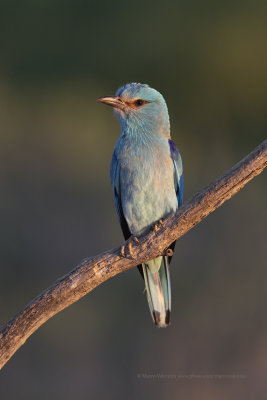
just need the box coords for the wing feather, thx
[169,139,183,207]
[168,139,184,263]
[110,152,131,240]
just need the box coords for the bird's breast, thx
[115,137,178,236]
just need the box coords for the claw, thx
[121,245,125,257]
[165,248,173,257]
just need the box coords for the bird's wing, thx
[169,139,183,207]
[110,152,144,278]
[167,139,183,263]
[110,152,131,240]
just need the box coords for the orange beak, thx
[97,96,125,110]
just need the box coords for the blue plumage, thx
[98,83,183,327]
[169,139,184,207]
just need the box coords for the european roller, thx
[98,83,183,327]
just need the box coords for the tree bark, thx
[0,140,266,370]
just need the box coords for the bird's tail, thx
[142,256,171,328]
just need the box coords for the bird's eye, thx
[135,99,145,106]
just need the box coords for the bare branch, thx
[0,140,266,370]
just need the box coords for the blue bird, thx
[98,83,183,327]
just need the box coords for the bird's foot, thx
[154,219,164,233]
[120,237,139,260]
[120,244,126,258]
[132,236,140,244]
[165,248,173,257]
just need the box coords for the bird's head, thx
[98,83,170,138]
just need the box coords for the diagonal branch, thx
[0,140,266,370]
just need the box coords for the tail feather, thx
[142,256,171,328]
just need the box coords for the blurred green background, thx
[0,0,266,399]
